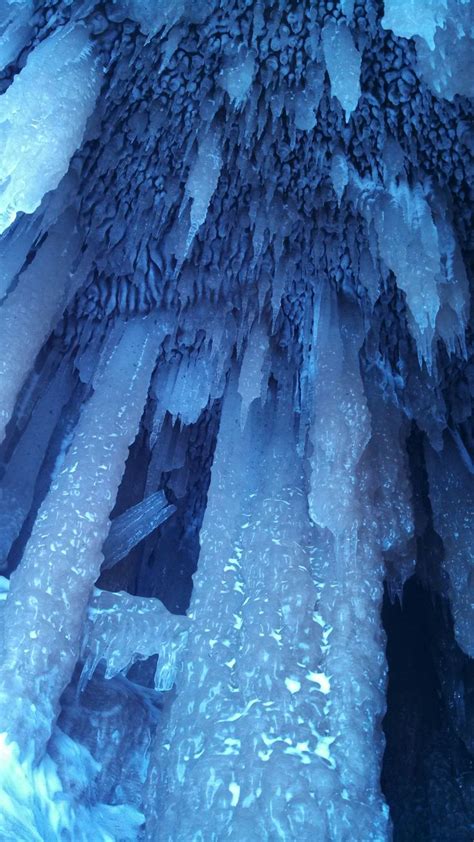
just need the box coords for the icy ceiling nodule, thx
[0,0,472,840]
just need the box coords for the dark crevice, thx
[382,577,474,842]
[382,422,474,840]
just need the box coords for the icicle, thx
[414,1,472,99]
[369,181,441,366]
[322,20,361,121]
[0,25,101,234]
[330,150,349,207]
[237,320,269,428]
[219,48,255,107]
[125,0,189,36]
[0,316,162,757]
[308,294,370,535]
[158,352,216,426]
[81,588,189,691]
[293,63,325,131]
[101,491,176,571]
[365,389,416,600]
[180,129,222,262]
[382,0,447,49]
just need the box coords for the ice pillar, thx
[308,294,391,839]
[146,371,326,840]
[0,317,159,758]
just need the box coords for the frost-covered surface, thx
[0,0,471,839]
[0,24,101,234]
[0,731,144,841]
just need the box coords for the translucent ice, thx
[146,376,327,839]
[293,63,325,131]
[101,491,176,570]
[128,0,182,31]
[237,320,269,428]
[81,588,189,691]
[308,299,391,838]
[220,49,255,107]
[152,350,217,427]
[382,0,448,48]
[322,20,361,121]
[0,25,101,234]
[183,130,222,259]
[0,2,470,838]
[371,182,442,363]
[330,150,349,207]
[0,318,161,755]
[415,1,473,99]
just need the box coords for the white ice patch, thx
[228,781,240,806]
[284,677,301,694]
[306,671,331,694]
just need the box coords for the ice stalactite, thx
[381,0,448,48]
[0,24,101,234]
[0,317,162,756]
[322,19,361,121]
[81,587,189,691]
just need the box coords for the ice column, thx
[0,317,160,758]
[146,372,328,840]
[0,24,101,234]
[308,294,391,840]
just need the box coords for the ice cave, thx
[0,0,472,840]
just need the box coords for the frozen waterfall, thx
[0,0,472,840]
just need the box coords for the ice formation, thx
[0,24,101,233]
[0,1,472,841]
